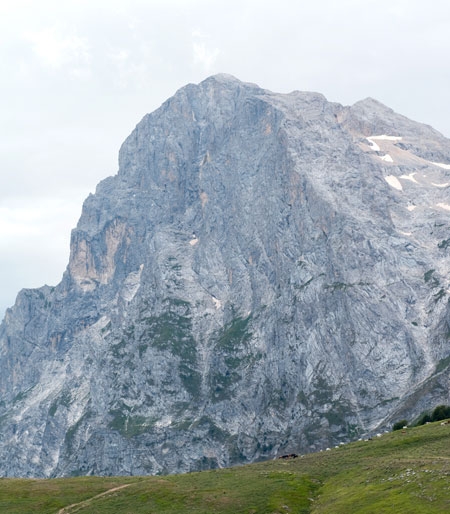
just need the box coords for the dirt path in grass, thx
[57,483,132,513]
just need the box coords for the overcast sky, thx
[1,0,450,317]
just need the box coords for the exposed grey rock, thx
[1,74,450,477]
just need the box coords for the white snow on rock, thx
[431,182,450,188]
[121,264,144,302]
[436,203,450,211]
[407,205,416,211]
[212,296,222,309]
[366,138,380,152]
[155,416,172,428]
[381,154,394,163]
[370,135,403,141]
[432,162,450,170]
[385,175,403,191]
[399,173,418,183]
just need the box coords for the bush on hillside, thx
[392,419,408,431]
[415,412,432,426]
[414,405,450,426]
[431,404,450,422]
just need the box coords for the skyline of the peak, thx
[1,0,450,317]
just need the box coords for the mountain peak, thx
[197,73,264,93]
[1,77,450,478]
[352,96,393,111]
[202,72,242,84]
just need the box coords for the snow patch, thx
[407,205,416,211]
[431,182,450,188]
[381,154,394,163]
[399,173,418,183]
[93,315,111,331]
[385,176,403,191]
[399,231,412,236]
[155,416,172,428]
[432,162,450,170]
[436,203,450,211]
[212,296,221,309]
[189,235,199,246]
[121,264,144,302]
[370,135,403,141]
[366,138,380,152]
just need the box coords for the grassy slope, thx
[1,422,449,514]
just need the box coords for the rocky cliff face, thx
[1,74,450,477]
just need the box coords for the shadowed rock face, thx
[1,74,450,477]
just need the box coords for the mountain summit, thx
[1,75,450,477]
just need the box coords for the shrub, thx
[415,412,432,426]
[413,405,450,426]
[393,419,408,431]
[431,405,450,422]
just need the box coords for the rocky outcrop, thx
[1,74,450,477]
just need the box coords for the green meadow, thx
[1,421,449,513]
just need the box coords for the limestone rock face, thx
[1,74,450,477]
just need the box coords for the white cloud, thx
[191,28,219,71]
[69,67,92,80]
[192,29,208,39]
[110,54,151,90]
[0,197,80,241]
[0,196,82,316]
[24,26,90,71]
[112,50,129,61]
[0,206,43,238]
[192,41,219,72]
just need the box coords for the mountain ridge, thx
[1,74,450,477]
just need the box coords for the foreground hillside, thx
[2,421,449,513]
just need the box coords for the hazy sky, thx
[1,0,450,317]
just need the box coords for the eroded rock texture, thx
[1,74,450,477]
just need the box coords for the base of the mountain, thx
[2,420,449,513]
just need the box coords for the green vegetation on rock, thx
[414,404,450,426]
[424,269,436,283]
[108,410,156,438]
[393,419,408,431]
[435,354,450,373]
[137,299,201,397]
[216,315,252,352]
[209,315,254,402]
[437,238,450,249]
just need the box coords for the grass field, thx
[1,421,449,513]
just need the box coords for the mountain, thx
[1,74,450,478]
